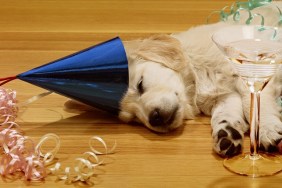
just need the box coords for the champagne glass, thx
[212,25,282,177]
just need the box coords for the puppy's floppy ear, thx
[136,34,187,71]
[119,89,137,123]
[123,39,142,63]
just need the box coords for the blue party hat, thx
[17,37,128,114]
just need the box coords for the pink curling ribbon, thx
[0,87,47,181]
[0,86,117,182]
[0,87,17,125]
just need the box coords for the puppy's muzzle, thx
[149,106,178,127]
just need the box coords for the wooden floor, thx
[1,0,282,187]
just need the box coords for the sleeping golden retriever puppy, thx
[120,35,198,133]
[119,2,282,157]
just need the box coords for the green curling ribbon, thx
[207,0,282,26]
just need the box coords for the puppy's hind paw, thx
[213,121,244,157]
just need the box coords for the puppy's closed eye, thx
[137,77,144,94]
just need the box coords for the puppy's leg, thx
[211,92,248,157]
[256,74,282,152]
[259,94,282,152]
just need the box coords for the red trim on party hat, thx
[0,76,17,86]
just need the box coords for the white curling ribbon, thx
[43,152,55,164]
[89,136,117,155]
[83,151,102,166]
[17,91,53,108]
[52,157,97,182]
[64,167,71,180]
[74,158,94,181]
[49,162,61,175]
[35,133,60,164]
[50,163,72,181]
[55,166,71,181]
[47,136,116,182]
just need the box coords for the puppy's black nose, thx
[149,109,164,127]
[149,107,178,127]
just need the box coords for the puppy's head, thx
[119,35,199,133]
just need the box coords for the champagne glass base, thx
[223,152,282,177]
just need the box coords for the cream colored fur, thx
[119,2,282,156]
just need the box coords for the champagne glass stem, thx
[249,90,260,158]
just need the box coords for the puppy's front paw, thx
[212,120,244,157]
[259,122,282,153]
